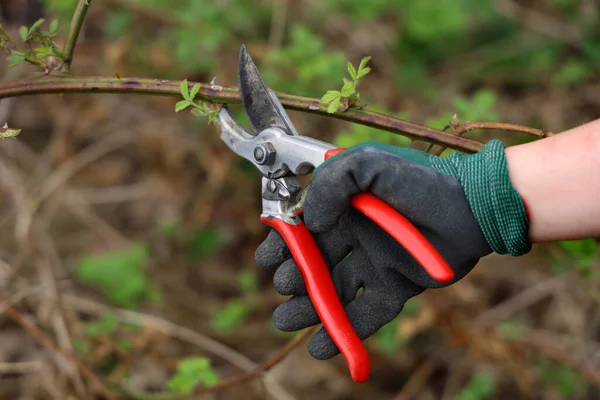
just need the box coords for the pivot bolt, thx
[253,142,277,165]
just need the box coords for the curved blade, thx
[238,44,296,136]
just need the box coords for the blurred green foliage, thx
[453,372,496,400]
[186,226,221,261]
[551,239,599,280]
[539,363,588,398]
[167,357,219,393]
[76,241,163,308]
[262,25,347,96]
[85,312,119,338]
[371,298,420,353]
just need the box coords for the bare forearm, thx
[505,119,600,243]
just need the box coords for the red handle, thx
[325,148,455,284]
[261,216,370,383]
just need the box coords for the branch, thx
[4,304,116,400]
[123,327,315,400]
[0,76,494,153]
[452,121,554,137]
[426,115,552,155]
[62,0,93,69]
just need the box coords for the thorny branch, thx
[62,0,93,69]
[0,77,552,154]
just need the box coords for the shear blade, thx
[238,44,293,136]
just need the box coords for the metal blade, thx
[238,44,295,136]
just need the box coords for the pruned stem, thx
[62,0,93,69]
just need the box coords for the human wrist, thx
[504,120,600,243]
[431,140,531,256]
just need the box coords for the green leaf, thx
[49,19,59,34]
[186,227,221,261]
[237,269,259,293]
[341,79,356,97]
[7,52,25,67]
[19,26,28,42]
[180,79,190,101]
[321,90,341,104]
[327,96,341,113]
[347,61,357,80]
[356,66,371,79]
[358,56,371,73]
[190,108,204,117]
[190,83,200,100]
[175,100,191,112]
[211,299,250,333]
[0,125,21,138]
[76,241,154,308]
[167,357,219,393]
[28,19,45,36]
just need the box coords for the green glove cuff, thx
[430,140,531,256]
[340,139,531,256]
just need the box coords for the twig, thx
[426,117,553,155]
[15,131,132,242]
[268,0,288,50]
[62,0,93,69]
[58,294,296,400]
[4,304,116,400]
[0,76,501,153]
[452,121,554,138]
[393,359,437,400]
[505,328,600,389]
[0,360,43,374]
[494,0,582,47]
[474,275,566,328]
[123,328,314,400]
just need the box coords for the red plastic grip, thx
[325,147,455,283]
[261,216,371,383]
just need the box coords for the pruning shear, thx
[215,45,454,383]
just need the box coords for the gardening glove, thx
[255,139,531,360]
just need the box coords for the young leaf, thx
[327,96,341,113]
[341,79,356,97]
[356,66,371,79]
[19,26,28,42]
[0,125,21,139]
[358,56,371,72]
[190,83,200,100]
[49,19,59,34]
[175,100,191,112]
[321,90,341,104]
[7,52,25,67]
[347,61,357,80]
[28,19,45,37]
[180,79,190,101]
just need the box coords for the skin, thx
[505,118,600,243]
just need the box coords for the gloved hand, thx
[255,140,530,360]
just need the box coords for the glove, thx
[255,139,530,360]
